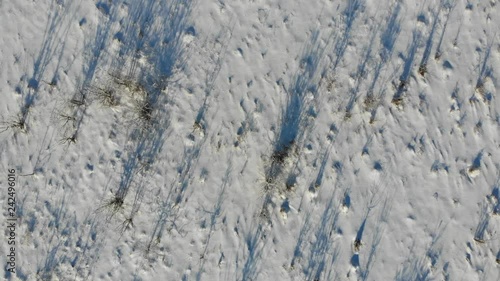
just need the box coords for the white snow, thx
[1,0,500,280]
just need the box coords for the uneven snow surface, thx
[1,0,500,280]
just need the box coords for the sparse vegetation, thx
[354,238,362,252]
[94,86,119,107]
[56,112,76,127]
[97,195,126,221]
[118,216,134,234]
[363,94,377,110]
[474,203,490,243]
[1,114,28,133]
[271,141,294,165]
[397,79,408,91]
[59,132,77,145]
[392,95,404,107]
[4,0,500,280]
[418,64,427,76]
[135,99,154,123]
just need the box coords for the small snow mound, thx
[467,167,480,178]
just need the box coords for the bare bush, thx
[418,64,427,77]
[97,195,126,221]
[1,114,27,133]
[94,86,119,107]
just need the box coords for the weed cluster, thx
[271,142,294,165]
[1,114,28,134]
[97,194,126,221]
[94,86,119,107]
[418,64,427,77]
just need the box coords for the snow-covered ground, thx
[1,0,500,280]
